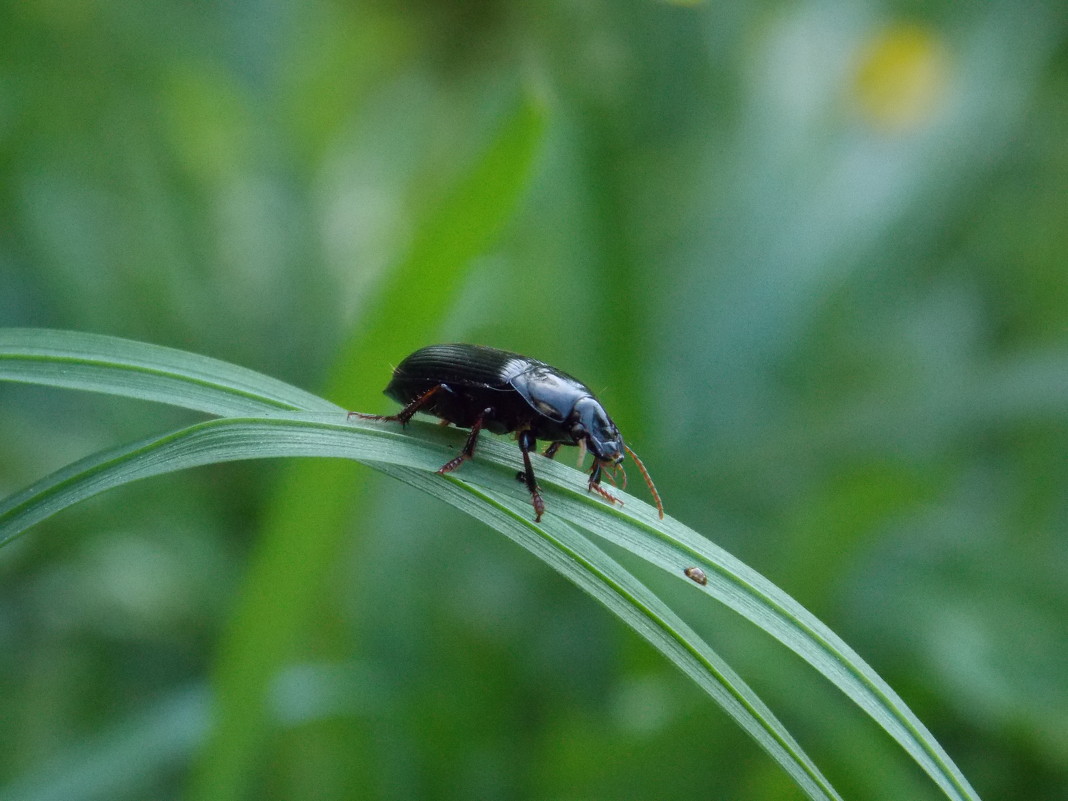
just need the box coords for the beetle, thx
[351,344,663,523]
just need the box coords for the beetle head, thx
[571,397,624,464]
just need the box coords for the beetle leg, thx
[517,430,546,522]
[542,441,562,460]
[348,384,447,426]
[437,407,492,475]
[588,460,623,508]
[601,461,627,490]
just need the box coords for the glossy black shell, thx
[384,344,624,460]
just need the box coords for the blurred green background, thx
[2,0,1067,799]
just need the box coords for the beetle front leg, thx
[518,430,546,522]
[437,407,492,474]
[348,384,448,426]
[588,460,623,508]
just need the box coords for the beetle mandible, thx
[351,344,664,523]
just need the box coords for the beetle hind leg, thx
[437,407,492,475]
[348,384,448,426]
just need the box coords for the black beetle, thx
[351,344,663,523]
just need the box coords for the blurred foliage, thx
[1,0,1067,800]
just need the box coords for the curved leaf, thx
[0,416,841,801]
[0,328,336,415]
[0,329,980,801]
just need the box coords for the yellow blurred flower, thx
[852,23,950,132]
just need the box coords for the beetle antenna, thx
[623,444,664,520]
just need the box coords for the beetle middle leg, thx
[517,430,546,522]
[436,407,493,475]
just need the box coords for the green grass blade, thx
[0,328,336,415]
[0,329,980,801]
[371,462,843,801]
[556,505,979,801]
[0,416,840,801]
[464,440,982,801]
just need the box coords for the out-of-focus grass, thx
[1,1,1067,799]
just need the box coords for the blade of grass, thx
[0,328,335,415]
[0,415,841,801]
[372,462,843,801]
[0,329,981,801]
[529,461,981,801]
